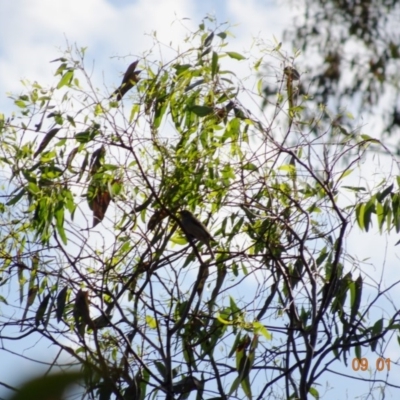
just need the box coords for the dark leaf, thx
[22,286,38,322]
[65,146,80,170]
[185,79,205,92]
[77,152,89,182]
[9,371,83,400]
[154,361,167,378]
[6,188,26,206]
[56,286,68,322]
[74,131,91,143]
[34,128,60,158]
[377,183,394,202]
[204,31,214,47]
[350,275,363,324]
[200,47,212,57]
[190,105,214,117]
[209,264,227,309]
[50,57,68,63]
[35,293,51,327]
[89,146,106,176]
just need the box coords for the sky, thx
[1,0,400,399]
[0,0,292,112]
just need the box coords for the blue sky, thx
[1,0,400,399]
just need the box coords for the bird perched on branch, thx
[179,210,215,259]
[110,60,141,101]
[283,66,300,81]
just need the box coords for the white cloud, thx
[0,0,293,96]
[0,0,197,108]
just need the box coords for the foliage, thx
[1,19,400,400]
[283,0,400,144]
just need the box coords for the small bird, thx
[283,66,300,81]
[179,210,215,259]
[110,60,141,101]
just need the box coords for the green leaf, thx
[57,70,74,89]
[212,51,219,78]
[363,198,376,232]
[360,134,380,143]
[342,186,366,192]
[377,183,393,202]
[139,368,149,400]
[240,375,252,399]
[27,182,41,195]
[355,203,365,230]
[253,321,272,340]
[90,104,101,117]
[355,344,361,360]
[74,131,91,143]
[145,315,157,329]
[74,127,99,143]
[67,115,76,127]
[15,100,27,108]
[129,103,140,123]
[216,313,232,325]
[257,79,263,96]
[154,97,169,127]
[226,52,246,61]
[376,201,385,232]
[174,64,191,75]
[190,105,214,117]
[278,164,296,173]
[243,163,258,171]
[6,188,25,206]
[316,247,329,266]
[372,318,383,335]
[228,376,241,397]
[55,206,67,244]
[338,168,353,181]
[227,333,241,358]
[229,296,241,315]
[308,386,320,399]
[154,361,166,378]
